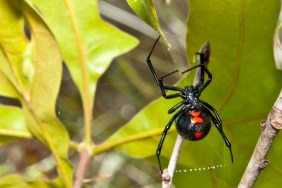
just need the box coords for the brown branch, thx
[162,41,210,187]
[238,90,282,188]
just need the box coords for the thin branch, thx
[74,148,92,188]
[238,90,282,188]
[162,41,211,187]
[161,134,184,187]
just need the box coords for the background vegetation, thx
[0,0,281,187]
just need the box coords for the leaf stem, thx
[93,127,173,155]
[64,1,94,186]
[162,41,210,187]
[238,90,282,188]
[64,0,93,145]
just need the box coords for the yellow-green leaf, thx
[29,0,138,144]
[0,105,31,145]
[126,0,170,48]
[0,175,64,188]
[0,1,31,96]
[0,1,73,187]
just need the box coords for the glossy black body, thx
[146,37,233,174]
[175,109,211,141]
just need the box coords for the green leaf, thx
[0,105,31,145]
[105,0,282,187]
[29,0,138,144]
[0,175,64,188]
[0,1,31,96]
[126,0,170,47]
[0,1,73,187]
[0,5,31,143]
[99,99,178,157]
[22,2,73,187]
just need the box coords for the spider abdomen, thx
[175,110,211,141]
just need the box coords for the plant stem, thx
[161,135,184,187]
[74,148,92,188]
[162,41,210,187]
[238,90,282,188]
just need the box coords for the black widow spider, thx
[146,37,233,174]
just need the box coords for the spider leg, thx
[147,37,184,98]
[161,86,185,99]
[193,52,210,91]
[168,101,186,114]
[197,67,212,94]
[182,64,212,95]
[201,100,233,163]
[156,108,185,174]
[194,52,205,89]
[147,36,162,84]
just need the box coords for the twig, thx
[161,134,184,187]
[238,90,282,188]
[162,41,210,187]
[74,148,92,188]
